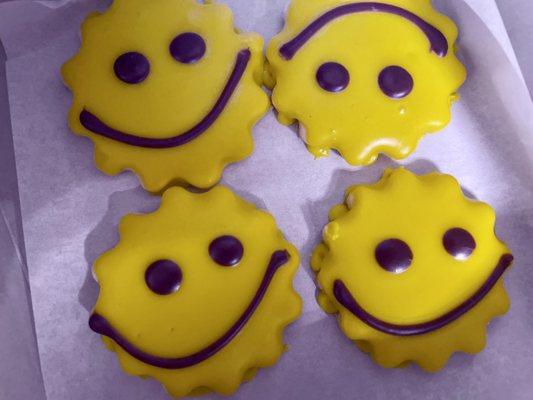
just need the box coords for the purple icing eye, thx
[170,32,206,64]
[113,52,150,84]
[145,259,183,295]
[209,235,244,267]
[378,66,413,98]
[316,62,350,92]
[443,228,476,260]
[375,239,413,273]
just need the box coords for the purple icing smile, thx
[80,49,251,148]
[89,250,290,369]
[279,2,448,60]
[209,235,244,267]
[378,66,413,98]
[375,238,413,273]
[316,62,350,92]
[145,259,183,295]
[170,32,206,64]
[114,52,150,84]
[443,228,476,260]
[333,254,513,336]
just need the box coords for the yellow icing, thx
[92,186,301,396]
[312,168,512,372]
[267,0,467,165]
[62,0,269,192]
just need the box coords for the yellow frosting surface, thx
[312,168,512,372]
[62,0,269,192]
[267,0,467,165]
[92,186,301,396]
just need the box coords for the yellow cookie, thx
[266,0,466,164]
[62,0,269,192]
[312,168,513,372]
[89,186,301,396]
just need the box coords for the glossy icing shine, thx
[144,259,183,295]
[378,65,414,98]
[279,2,448,60]
[90,250,289,369]
[334,254,512,336]
[443,227,476,259]
[267,0,467,166]
[62,0,269,192]
[90,186,301,396]
[113,52,150,84]
[170,32,206,64]
[312,168,513,371]
[79,50,252,149]
[374,238,413,273]
[316,62,350,92]
[209,235,244,267]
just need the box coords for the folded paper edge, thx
[0,37,47,400]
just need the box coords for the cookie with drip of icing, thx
[89,186,301,396]
[266,0,466,165]
[311,168,513,372]
[62,0,269,192]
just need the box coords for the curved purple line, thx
[89,250,290,369]
[333,254,513,336]
[80,49,251,149]
[279,2,448,60]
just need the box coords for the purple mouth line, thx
[279,2,448,60]
[79,49,251,149]
[89,250,289,369]
[333,254,513,336]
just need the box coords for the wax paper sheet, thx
[0,36,46,400]
[2,0,533,399]
[494,0,533,100]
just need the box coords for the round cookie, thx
[62,0,269,192]
[311,168,513,372]
[266,0,466,165]
[89,186,301,396]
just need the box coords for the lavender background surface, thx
[0,37,46,400]
[1,0,533,399]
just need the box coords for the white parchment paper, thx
[3,0,533,399]
[495,0,533,99]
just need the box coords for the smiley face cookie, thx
[89,186,301,397]
[62,0,269,192]
[266,0,466,165]
[311,168,513,372]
